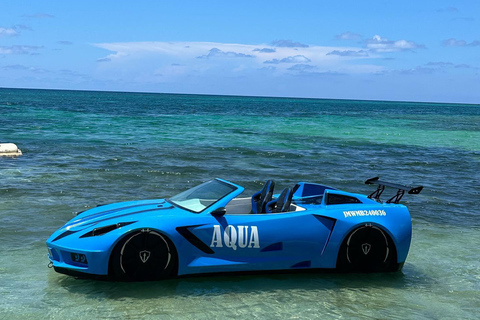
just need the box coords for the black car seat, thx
[251,180,275,213]
[266,188,293,213]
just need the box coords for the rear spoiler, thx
[365,177,423,204]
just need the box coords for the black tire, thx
[111,230,176,281]
[337,225,398,272]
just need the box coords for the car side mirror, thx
[211,207,226,217]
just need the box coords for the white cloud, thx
[0,27,19,37]
[425,61,477,70]
[335,32,362,40]
[380,60,479,75]
[264,55,311,64]
[0,25,33,37]
[1,64,48,73]
[97,57,111,63]
[196,47,255,59]
[287,64,317,72]
[442,38,480,47]
[327,50,369,57]
[0,45,42,54]
[271,40,309,48]
[96,51,128,62]
[253,48,276,53]
[57,41,73,45]
[436,7,459,13]
[366,35,425,52]
[22,13,54,19]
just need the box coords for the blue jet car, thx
[46,177,422,280]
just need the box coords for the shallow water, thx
[1,88,479,319]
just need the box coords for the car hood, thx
[61,199,179,232]
[47,178,245,243]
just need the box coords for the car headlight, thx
[70,252,88,265]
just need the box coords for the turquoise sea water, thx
[1,88,479,319]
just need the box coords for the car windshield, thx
[168,179,237,213]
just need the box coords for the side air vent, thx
[326,193,362,205]
[176,225,215,254]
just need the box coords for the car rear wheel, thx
[111,230,176,281]
[337,225,398,272]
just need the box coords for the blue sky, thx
[1,0,479,103]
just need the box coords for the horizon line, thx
[1,86,479,107]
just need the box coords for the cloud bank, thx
[93,40,375,75]
[90,36,431,88]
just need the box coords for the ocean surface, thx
[1,88,479,319]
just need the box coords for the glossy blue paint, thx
[46,178,415,279]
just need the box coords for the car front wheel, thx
[111,230,176,281]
